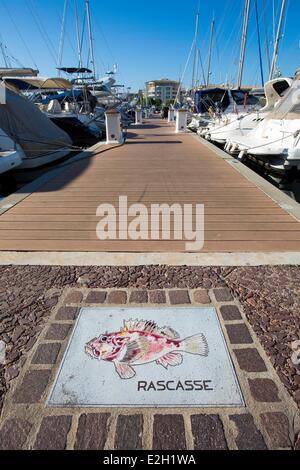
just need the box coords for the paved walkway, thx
[0,266,299,450]
[0,119,300,252]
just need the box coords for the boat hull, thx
[0,150,23,175]
[17,147,71,169]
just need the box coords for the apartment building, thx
[145,79,180,103]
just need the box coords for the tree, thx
[165,99,175,107]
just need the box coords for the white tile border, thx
[0,251,300,266]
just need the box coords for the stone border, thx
[1,252,300,267]
[1,287,299,450]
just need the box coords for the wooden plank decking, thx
[0,119,300,252]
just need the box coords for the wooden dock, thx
[0,119,300,253]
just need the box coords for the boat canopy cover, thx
[0,68,39,78]
[194,88,230,113]
[0,85,72,159]
[57,67,92,74]
[40,90,84,104]
[3,77,72,90]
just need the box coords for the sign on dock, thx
[48,307,244,407]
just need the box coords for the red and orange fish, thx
[85,319,209,379]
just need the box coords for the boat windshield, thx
[273,80,290,97]
[194,89,230,113]
[231,90,259,105]
[267,79,300,118]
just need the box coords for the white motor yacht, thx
[195,88,261,138]
[225,70,300,174]
[209,77,292,146]
[188,87,261,135]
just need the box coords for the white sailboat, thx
[189,0,261,136]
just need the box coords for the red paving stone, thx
[260,412,291,448]
[64,291,83,304]
[234,348,267,373]
[191,414,227,450]
[226,323,253,344]
[219,305,242,321]
[193,290,211,304]
[153,415,187,450]
[74,414,110,450]
[45,323,71,341]
[169,290,191,305]
[85,291,107,304]
[229,414,267,450]
[0,419,32,450]
[248,379,281,403]
[32,343,61,365]
[107,290,127,304]
[149,290,166,304]
[114,415,144,450]
[129,291,148,303]
[33,416,72,450]
[56,306,79,321]
[213,288,234,302]
[13,370,51,404]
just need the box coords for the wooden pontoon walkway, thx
[0,119,300,253]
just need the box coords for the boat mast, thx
[206,15,215,86]
[75,0,83,69]
[262,0,271,73]
[269,0,287,80]
[255,0,264,86]
[191,12,199,90]
[199,49,206,85]
[195,49,200,88]
[237,0,251,89]
[58,0,68,77]
[86,0,96,78]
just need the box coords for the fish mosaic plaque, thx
[48,308,244,407]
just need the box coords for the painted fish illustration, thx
[85,319,209,379]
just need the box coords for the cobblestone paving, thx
[0,265,299,450]
[218,267,300,403]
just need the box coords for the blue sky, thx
[0,0,299,91]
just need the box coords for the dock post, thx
[175,109,188,133]
[135,108,143,125]
[168,108,175,122]
[0,83,6,104]
[105,109,124,144]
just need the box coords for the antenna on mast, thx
[237,0,251,89]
